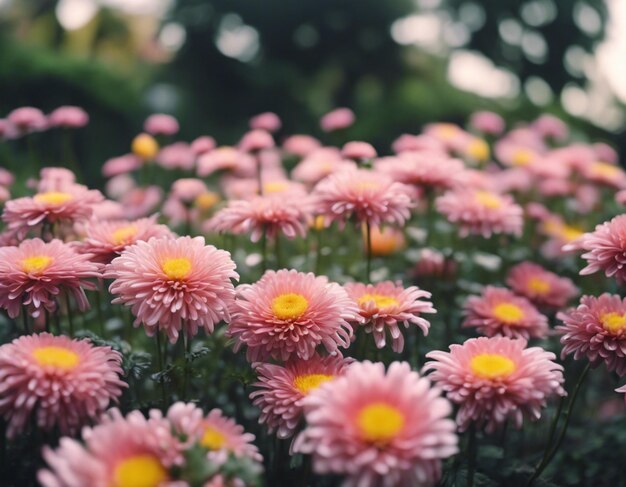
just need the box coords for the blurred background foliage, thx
[0,0,623,185]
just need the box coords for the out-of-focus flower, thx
[48,106,89,128]
[291,148,355,185]
[0,333,125,438]
[460,137,490,163]
[294,361,458,487]
[0,119,17,140]
[170,178,209,204]
[411,248,457,281]
[228,269,359,362]
[282,134,322,157]
[197,147,254,177]
[239,130,275,153]
[191,136,217,156]
[144,114,179,136]
[506,262,578,309]
[375,152,467,190]
[7,107,47,134]
[469,111,505,135]
[365,225,406,256]
[157,142,195,171]
[105,174,136,199]
[249,112,281,133]
[593,142,618,164]
[532,114,568,141]
[424,336,565,432]
[102,155,142,177]
[391,133,447,155]
[120,186,163,219]
[0,167,15,187]
[131,133,160,160]
[345,281,435,352]
[320,107,355,132]
[37,167,77,192]
[341,141,377,160]
[107,236,238,343]
[583,161,626,189]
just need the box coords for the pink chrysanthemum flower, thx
[436,188,523,238]
[191,135,216,156]
[3,184,104,238]
[341,141,377,160]
[38,408,183,487]
[249,112,281,132]
[207,194,310,242]
[250,354,351,439]
[157,142,195,171]
[506,262,578,309]
[469,111,505,135]
[79,216,175,264]
[48,106,89,128]
[463,286,549,340]
[424,337,565,432]
[320,107,355,132]
[293,361,458,487]
[120,185,163,219]
[106,236,238,343]
[227,269,359,362]
[283,134,322,157]
[7,106,47,134]
[556,294,626,376]
[0,333,126,438]
[291,148,355,185]
[144,113,180,136]
[375,152,467,190]
[102,154,142,177]
[0,238,100,318]
[311,168,413,228]
[344,281,435,353]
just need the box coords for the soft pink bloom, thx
[423,123,467,150]
[0,186,9,203]
[120,185,163,219]
[102,154,142,177]
[38,407,183,487]
[375,152,466,190]
[106,236,238,343]
[311,168,413,228]
[291,147,355,185]
[191,136,217,156]
[38,167,76,192]
[583,160,626,189]
[293,361,458,487]
[469,111,505,135]
[250,354,351,439]
[538,177,572,197]
[490,167,533,193]
[573,184,600,214]
[391,134,446,154]
[463,286,549,340]
[506,262,578,309]
[411,248,457,281]
[436,189,523,238]
[616,190,626,206]
[424,337,565,432]
[249,112,281,132]
[557,294,626,376]
[0,333,125,438]
[532,114,568,141]
[593,142,618,164]
[0,167,14,187]
[157,142,195,170]
[0,239,100,318]
[345,281,435,353]
[79,216,175,264]
[320,107,355,132]
[197,147,255,177]
[144,113,180,136]
[171,178,209,204]
[0,119,17,140]
[228,269,359,362]
[48,106,89,128]
[91,201,126,221]
[7,107,47,134]
[105,174,136,199]
[239,130,275,153]
[341,141,377,160]
[282,134,322,157]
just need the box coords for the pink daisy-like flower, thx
[79,216,175,264]
[239,129,275,153]
[341,141,377,160]
[311,168,413,228]
[157,142,196,171]
[506,262,578,309]
[250,354,351,439]
[463,286,549,340]
[320,107,355,132]
[0,238,100,318]
[191,136,216,156]
[249,112,281,132]
[469,111,505,135]
[144,113,180,136]
[227,269,359,362]
[293,361,458,487]
[375,152,466,191]
[291,147,355,185]
[106,236,238,343]
[282,134,322,157]
[37,167,76,193]
[424,336,565,432]
[7,106,47,134]
[344,281,435,353]
[48,106,89,128]
[197,147,255,177]
[38,407,183,487]
[391,134,447,155]
[207,194,310,242]
[556,294,626,376]
[120,185,163,219]
[3,184,104,238]
[0,333,126,438]
[582,160,626,189]
[436,188,523,238]
[102,154,142,177]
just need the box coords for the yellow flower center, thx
[311,215,326,231]
[512,149,534,166]
[470,353,516,380]
[591,161,622,179]
[357,402,405,445]
[271,293,309,320]
[600,312,626,334]
[131,134,159,160]
[264,181,289,194]
[34,191,73,206]
[357,293,399,310]
[112,454,168,487]
[194,192,220,211]
[293,373,334,394]
[492,302,525,324]
[528,277,550,295]
[475,191,502,209]
[21,255,53,274]
[161,258,192,281]
[200,427,226,450]
[32,346,80,370]
[353,181,379,192]
[111,225,138,245]
[467,139,490,161]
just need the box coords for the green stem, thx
[314,229,323,275]
[275,234,282,269]
[21,305,30,334]
[182,332,191,401]
[467,424,477,487]
[155,331,167,409]
[65,294,74,337]
[365,221,372,282]
[95,289,105,337]
[256,153,263,196]
[261,225,268,274]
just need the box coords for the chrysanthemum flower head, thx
[320,107,355,132]
[250,111,281,132]
[144,113,179,136]
[0,333,126,438]
[424,336,565,432]
[463,286,549,340]
[469,111,505,135]
[106,236,238,343]
[291,147,355,185]
[0,238,100,318]
[345,281,435,352]
[374,152,467,190]
[341,141,377,160]
[293,361,458,487]
[48,106,89,128]
[227,269,359,362]
[157,142,195,170]
[557,294,626,376]
[506,261,578,309]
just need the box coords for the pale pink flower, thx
[341,141,377,160]
[532,114,568,141]
[197,147,255,177]
[411,248,457,281]
[583,160,626,189]
[191,136,216,156]
[375,152,467,190]
[0,167,15,187]
[7,107,47,134]
[92,201,126,221]
[293,361,458,487]
[282,134,322,157]
[227,269,359,362]
[557,294,626,376]
[102,154,142,177]
[311,168,413,228]
[506,262,578,309]
[391,134,446,154]
[0,119,17,140]
[0,333,125,438]
[48,106,89,128]
[249,112,281,132]
[593,142,618,164]
[345,281,435,352]
[424,336,565,432]
[463,286,549,340]
[38,167,76,192]
[157,142,195,170]
[106,236,238,343]
[239,130,275,153]
[144,113,180,136]
[0,238,100,318]
[0,186,9,203]
[469,111,505,135]
[105,174,136,199]
[493,137,544,168]
[171,178,209,204]
[291,147,355,185]
[320,107,355,132]
[120,186,163,219]
[436,189,523,238]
